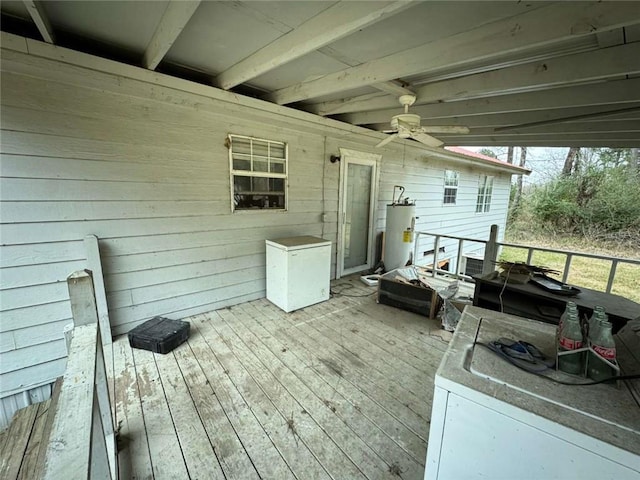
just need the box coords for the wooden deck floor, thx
[108,277,450,480]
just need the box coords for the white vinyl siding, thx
[443,170,459,204]
[0,37,515,422]
[476,175,494,213]
[229,134,288,211]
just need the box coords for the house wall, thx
[0,37,516,423]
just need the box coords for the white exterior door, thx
[337,149,380,277]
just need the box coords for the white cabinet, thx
[425,306,640,480]
[266,236,331,312]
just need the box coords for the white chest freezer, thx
[425,306,640,480]
[265,236,332,312]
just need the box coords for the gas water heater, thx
[384,186,417,271]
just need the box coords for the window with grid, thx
[476,175,494,213]
[228,134,287,211]
[443,170,459,204]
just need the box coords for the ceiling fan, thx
[375,94,470,148]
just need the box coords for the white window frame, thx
[228,134,288,212]
[443,170,459,205]
[476,175,494,213]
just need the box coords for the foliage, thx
[478,148,498,158]
[509,148,640,236]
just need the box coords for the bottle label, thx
[592,345,616,360]
[559,337,582,350]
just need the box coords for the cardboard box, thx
[377,270,441,319]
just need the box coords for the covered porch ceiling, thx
[2,1,640,148]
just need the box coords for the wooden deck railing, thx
[42,270,118,480]
[414,224,640,294]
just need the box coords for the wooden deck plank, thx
[192,312,336,480]
[100,282,446,479]
[152,348,226,478]
[312,305,443,376]
[300,308,436,396]
[171,342,261,480]
[246,300,431,439]
[185,320,296,480]
[112,338,153,480]
[227,303,426,479]
[257,299,433,423]
[0,403,38,479]
[214,308,400,480]
[131,347,190,479]
[17,400,50,480]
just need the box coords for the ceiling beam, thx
[367,106,640,131]
[23,1,54,44]
[214,0,412,90]
[142,1,201,70]
[265,2,640,105]
[310,41,640,116]
[439,135,640,148]
[342,78,640,125]
[441,121,640,137]
[315,46,414,101]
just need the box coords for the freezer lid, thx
[266,236,331,251]
[436,306,640,456]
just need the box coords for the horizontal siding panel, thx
[0,155,227,186]
[0,358,66,396]
[0,281,69,311]
[1,300,72,332]
[0,212,321,245]
[0,131,212,167]
[1,338,66,373]
[105,252,264,291]
[0,178,218,202]
[0,241,84,268]
[0,200,226,223]
[0,259,85,289]
[103,240,263,273]
[2,105,218,153]
[110,290,264,337]
[109,277,266,331]
[100,224,321,257]
[107,265,265,309]
[1,332,15,353]
[13,319,69,349]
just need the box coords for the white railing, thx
[414,224,640,294]
[43,270,118,480]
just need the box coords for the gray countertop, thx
[437,306,640,456]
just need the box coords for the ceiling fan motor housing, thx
[391,113,421,137]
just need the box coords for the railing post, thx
[432,235,441,278]
[67,270,99,328]
[482,224,499,275]
[44,270,117,480]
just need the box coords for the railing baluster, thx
[526,248,534,265]
[562,254,573,283]
[433,235,441,278]
[606,260,619,294]
[456,239,464,278]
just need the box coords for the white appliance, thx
[425,306,640,480]
[265,236,331,313]
[384,203,416,271]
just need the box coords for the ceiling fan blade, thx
[420,126,470,134]
[411,132,444,148]
[375,133,398,148]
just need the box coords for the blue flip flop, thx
[486,338,552,373]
